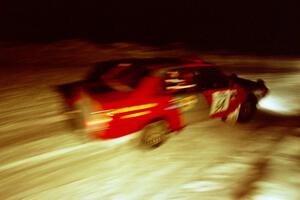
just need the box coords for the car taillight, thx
[85,110,113,131]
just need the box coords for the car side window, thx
[194,67,229,91]
[164,69,198,94]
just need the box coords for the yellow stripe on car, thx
[121,111,152,119]
[110,103,158,115]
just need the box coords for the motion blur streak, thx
[254,193,288,200]
[86,118,112,126]
[0,142,96,172]
[0,41,300,200]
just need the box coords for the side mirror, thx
[230,73,238,79]
[257,79,264,85]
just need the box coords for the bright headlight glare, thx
[258,96,296,114]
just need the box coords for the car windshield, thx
[195,67,229,89]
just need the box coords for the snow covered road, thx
[0,41,299,200]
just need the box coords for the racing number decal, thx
[210,90,231,115]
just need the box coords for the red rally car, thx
[59,58,268,146]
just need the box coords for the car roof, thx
[96,57,214,69]
[87,57,216,80]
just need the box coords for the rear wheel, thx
[141,120,169,147]
[237,96,257,123]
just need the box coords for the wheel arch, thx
[142,117,170,129]
[247,93,258,104]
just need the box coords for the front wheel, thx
[237,97,257,123]
[141,120,169,148]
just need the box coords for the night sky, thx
[1,1,300,53]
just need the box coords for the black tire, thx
[237,96,257,123]
[141,120,169,147]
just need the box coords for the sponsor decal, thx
[225,104,241,123]
[210,90,232,115]
[166,95,198,111]
[166,84,197,90]
[165,78,185,83]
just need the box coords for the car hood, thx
[231,76,267,91]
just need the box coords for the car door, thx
[194,67,246,120]
[164,68,211,125]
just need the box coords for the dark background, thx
[0,1,299,54]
